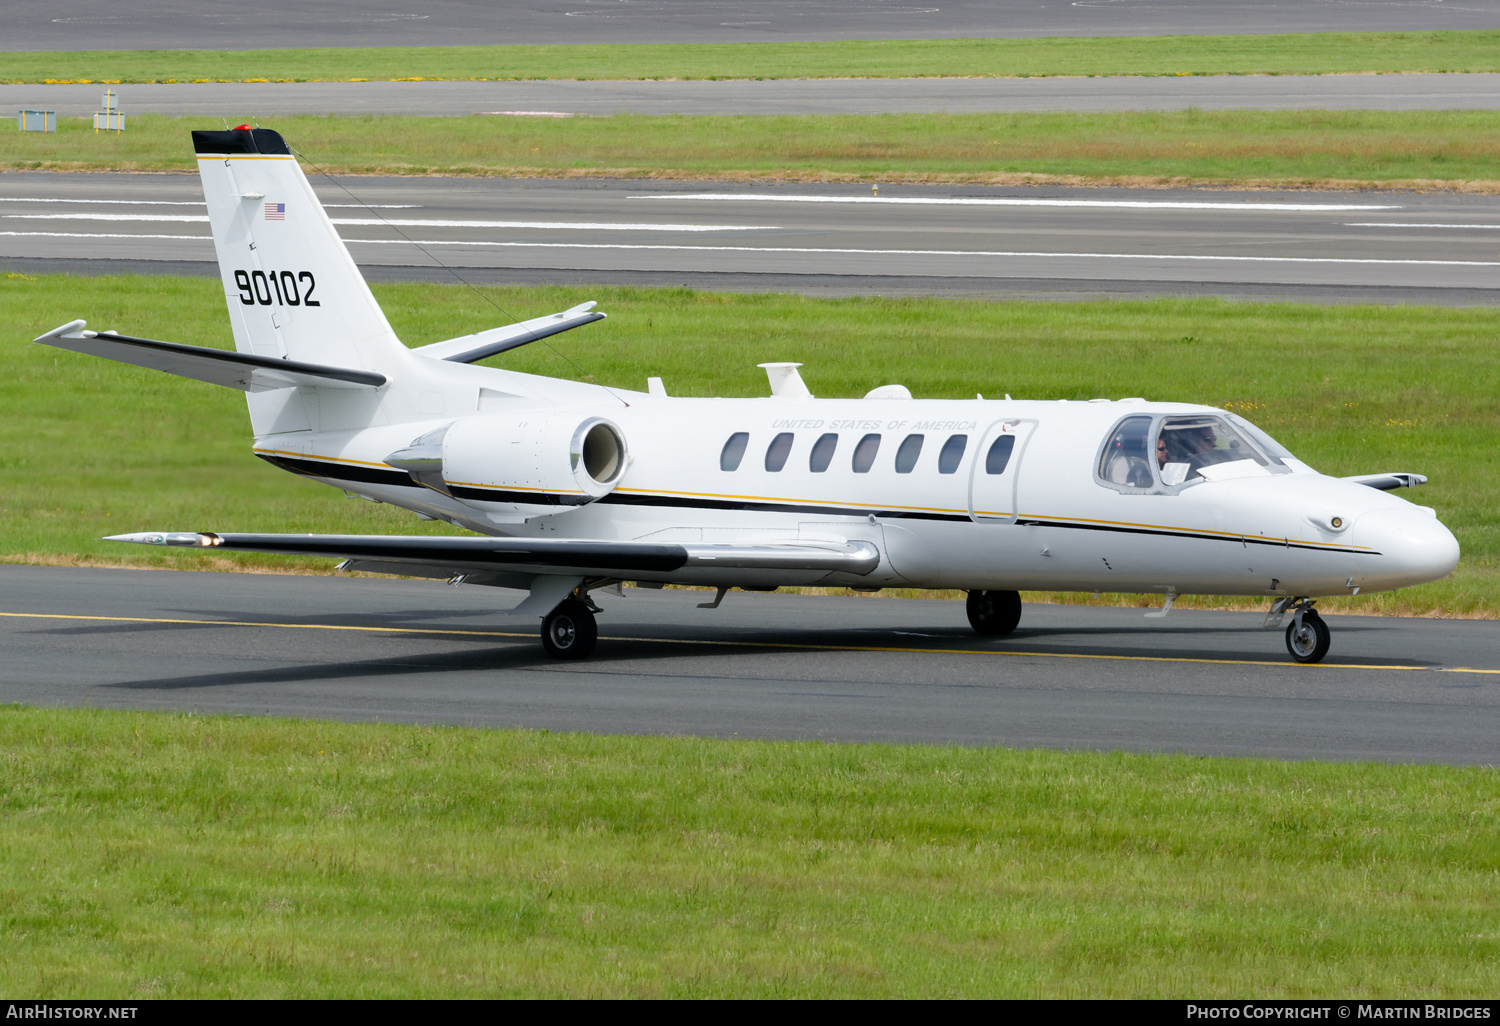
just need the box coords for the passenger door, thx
[967,419,1036,524]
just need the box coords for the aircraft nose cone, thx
[1354,508,1460,589]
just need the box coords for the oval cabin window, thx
[764,432,794,472]
[938,434,967,474]
[852,433,881,473]
[809,433,838,473]
[895,434,924,474]
[720,432,749,471]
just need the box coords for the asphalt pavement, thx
[10,0,1500,50]
[7,74,1500,118]
[2,566,1495,764]
[5,172,1499,304]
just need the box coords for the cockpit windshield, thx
[1157,415,1268,485]
[1223,413,1296,466]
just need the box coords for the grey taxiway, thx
[4,171,1499,304]
[2,567,1495,765]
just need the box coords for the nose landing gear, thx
[1284,599,1331,664]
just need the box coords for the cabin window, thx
[1099,415,1155,490]
[720,432,749,471]
[985,434,1016,475]
[895,434,924,473]
[809,433,838,473]
[765,432,794,472]
[938,434,967,474]
[852,433,881,473]
[1157,415,1268,486]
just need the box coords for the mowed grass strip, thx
[6,32,1500,83]
[2,705,1497,997]
[7,111,1500,191]
[4,273,1496,616]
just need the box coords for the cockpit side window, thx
[1156,415,1267,485]
[1098,415,1156,492]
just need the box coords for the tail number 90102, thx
[235,269,319,307]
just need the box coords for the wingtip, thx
[104,531,220,547]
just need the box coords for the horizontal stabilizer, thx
[104,531,880,582]
[1343,472,1427,491]
[34,320,387,392]
[412,302,604,364]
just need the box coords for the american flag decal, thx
[264,202,285,221]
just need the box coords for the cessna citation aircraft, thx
[35,128,1460,663]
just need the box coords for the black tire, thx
[1285,610,1331,664]
[966,589,1022,636]
[541,599,598,660]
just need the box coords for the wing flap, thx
[34,320,386,392]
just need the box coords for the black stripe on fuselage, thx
[258,452,413,487]
[1015,517,1378,556]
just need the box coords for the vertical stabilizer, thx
[193,127,406,374]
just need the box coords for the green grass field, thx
[5,32,1500,83]
[7,110,1500,191]
[4,272,1496,616]
[2,705,1496,997]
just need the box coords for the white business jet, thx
[34,127,1460,663]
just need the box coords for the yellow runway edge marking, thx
[2,610,1481,672]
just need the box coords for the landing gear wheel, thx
[967,589,1022,636]
[1285,610,1331,664]
[541,598,598,660]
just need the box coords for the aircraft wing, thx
[1343,472,1427,491]
[34,320,386,392]
[104,531,881,585]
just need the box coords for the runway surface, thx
[2,566,1495,764]
[8,0,1500,50]
[5,172,1499,304]
[8,74,1500,117]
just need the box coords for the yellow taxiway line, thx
[4,609,1493,673]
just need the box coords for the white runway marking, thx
[341,236,1500,268]
[5,213,210,223]
[633,193,1404,213]
[0,231,210,240]
[0,197,204,206]
[0,198,417,208]
[330,217,777,232]
[1345,222,1500,229]
[3,213,774,232]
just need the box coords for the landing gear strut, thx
[1284,600,1331,664]
[541,597,598,660]
[967,589,1022,636]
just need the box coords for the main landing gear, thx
[967,589,1022,636]
[1284,599,1331,664]
[541,597,598,660]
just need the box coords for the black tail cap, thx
[190,127,290,155]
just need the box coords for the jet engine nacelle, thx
[440,411,629,515]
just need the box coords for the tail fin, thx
[193,127,406,373]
